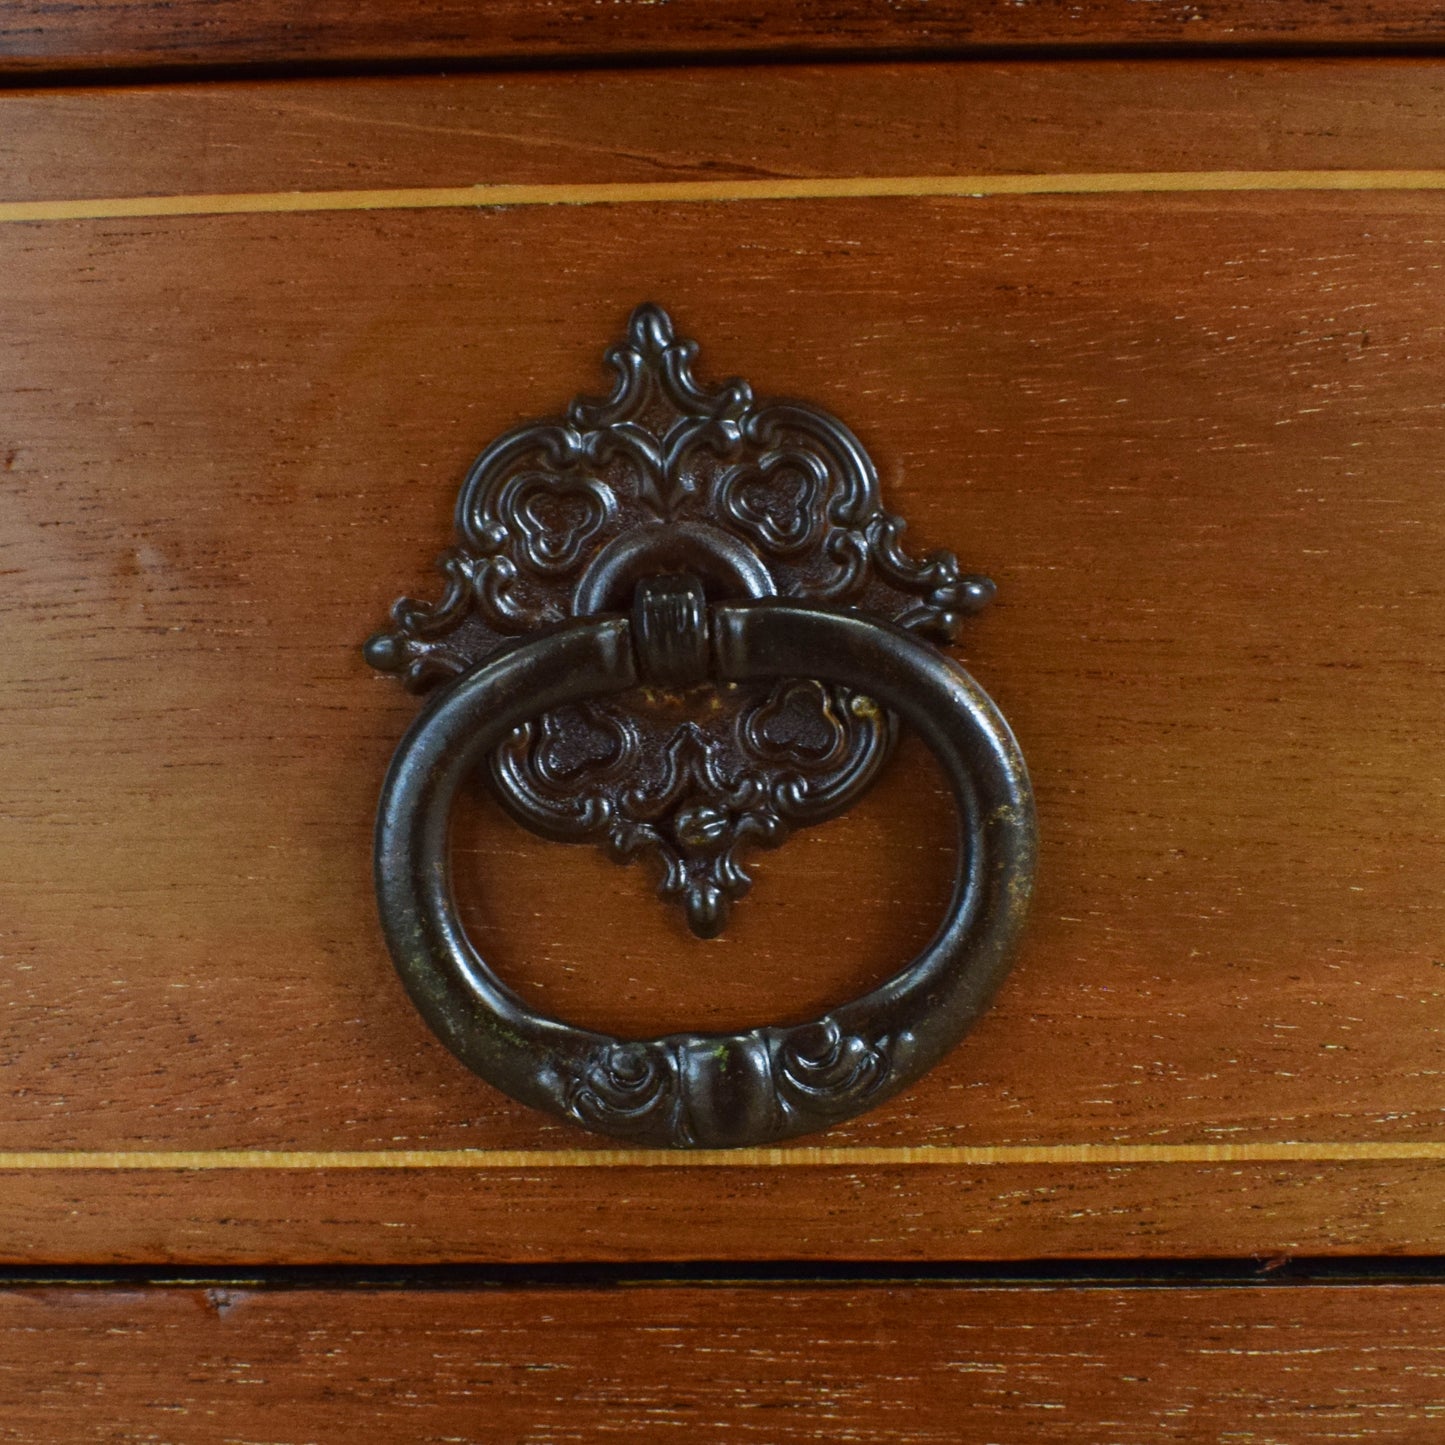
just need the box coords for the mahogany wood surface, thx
[4,1282,1445,1441]
[3,0,1445,76]
[5,1161,1445,1266]
[5,61,1445,204]
[1,64,1442,1262]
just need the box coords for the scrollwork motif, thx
[553,1018,904,1147]
[366,304,995,933]
[492,682,890,938]
[773,1019,895,1117]
[562,1040,684,1141]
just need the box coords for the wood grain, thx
[4,1282,1444,1441]
[3,1160,1445,1265]
[2,192,1441,1260]
[1,67,1443,1259]
[2,0,1445,76]
[6,63,1445,205]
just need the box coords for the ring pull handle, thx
[366,305,1036,1147]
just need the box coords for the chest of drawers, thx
[3,14,1444,1438]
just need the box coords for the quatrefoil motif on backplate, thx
[507,474,616,574]
[365,304,996,936]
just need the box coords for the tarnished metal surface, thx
[367,306,1034,1145]
[366,304,992,936]
[374,602,1035,1147]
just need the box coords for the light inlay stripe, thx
[2,170,1444,224]
[0,1142,1441,1170]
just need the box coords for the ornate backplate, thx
[365,304,993,936]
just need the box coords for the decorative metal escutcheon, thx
[366,305,1036,1147]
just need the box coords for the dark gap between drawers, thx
[8,41,1445,93]
[6,1257,1445,1291]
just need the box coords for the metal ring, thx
[374,601,1036,1148]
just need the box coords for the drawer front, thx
[2,62,1442,1263]
[6,1280,1445,1443]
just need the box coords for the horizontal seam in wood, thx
[2,170,1445,223]
[0,1143,1443,1170]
